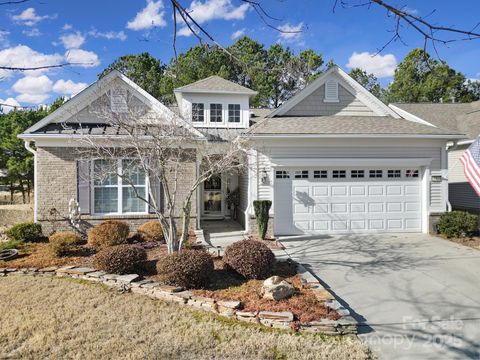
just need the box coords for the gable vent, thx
[324,80,339,102]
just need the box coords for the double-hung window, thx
[192,103,204,122]
[210,103,223,122]
[228,104,241,122]
[93,159,148,214]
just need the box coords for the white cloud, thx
[231,28,245,40]
[65,49,100,67]
[11,7,56,26]
[13,75,53,104]
[88,29,127,41]
[60,32,85,49]
[178,0,249,37]
[0,98,21,113]
[346,51,397,78]
[278,22,303,41]
[22,28,41,37]
[0,30,10,47]
[127,0,166,30]
[63,24,73,30]
[0,45,63,78]
[53,79,88,97]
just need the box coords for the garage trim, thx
[271,158,433,167]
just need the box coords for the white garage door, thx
[274,167,422,235]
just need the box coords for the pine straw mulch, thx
[193,259,339,323]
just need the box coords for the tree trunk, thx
[178,200,191,252]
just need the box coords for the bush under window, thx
[6,222,43,243]
[87,220,130,250]
[223,240,275,280]
[437,211,478,238]
[137,221,164,242]
[49,231,83,257]
[157,250,214,289]
[93,244,147,274]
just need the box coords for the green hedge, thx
[437,211,478,238]
[253,200,272,239]
[6,222,43,243]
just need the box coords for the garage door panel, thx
[274,167,422,235]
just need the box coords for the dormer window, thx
[192,103,204,122]
[324,80,339,102]
[210,103,223,122]
[228,104,240,122]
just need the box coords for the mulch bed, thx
[247,236,284,250]
[441,235,480,250]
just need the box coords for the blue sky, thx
[0,0,479,109]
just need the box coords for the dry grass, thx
[0,276,371,360]
[441,235,480,250]
[0,243,91,269]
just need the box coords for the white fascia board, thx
[174,89,257,97]
[271,157,433,167]
[246,133,467,140]
[388,104,437,127]
[457,139,475,145]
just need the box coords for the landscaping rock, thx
[262,276,295,301]
[325,299,342,311]
[86,271,106,278]
[0,268,6,273]
[116,274,140,284]
[337,308,350,316]
[6,268,17,272]
[258,311,294,322]
[101,274,119,281]
[39,267,58,273]
[236,311,258,323]
[65,267,95,275]
[140,282,160,289]
[312,288,335,301]
[56,265,76,273]
[217,300,241,309]
[158,285,184,293]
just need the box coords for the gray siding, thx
[449,183,480,211]
[284,84,377,117]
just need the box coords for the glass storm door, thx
[203,175,222,215]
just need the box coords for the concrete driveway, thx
[279,233,480,359]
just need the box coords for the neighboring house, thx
[392,102,480,213]
[19,67,465,236]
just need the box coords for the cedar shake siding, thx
[36,147,197,235]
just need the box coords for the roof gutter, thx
[244,133,467,140]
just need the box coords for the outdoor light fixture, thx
[260,168,268,185]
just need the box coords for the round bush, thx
[157,250,214,289]
[49,231,83,257]
[223,240,275,280]
[137,221,164,242]
[87,220,130,250]
[93,244,147,274]
[6,222,42,243]
[437,211,478,238]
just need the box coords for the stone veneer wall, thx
[36,147,197,235]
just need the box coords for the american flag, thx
[460,136,480,197]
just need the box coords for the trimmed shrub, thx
[437,211,478,238]
[137,221,164,242]
[93,244,147,274]
[6,222,43,243]
[253,200,272,239]
[49,231,83,257]
[157,250,214,289]
[87,220,130,250]
[223,240,275,279]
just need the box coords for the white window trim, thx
[91,159,149,216]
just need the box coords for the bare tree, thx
[72,89,249,253]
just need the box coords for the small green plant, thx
[0,239,23,251]
[49,231,83,257]
[253,200,272,239]
[6,222,43,242]
[437,211,478,238]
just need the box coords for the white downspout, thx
[24,140,37,222]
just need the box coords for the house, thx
[391,102,480,213]
[18,66,466,236]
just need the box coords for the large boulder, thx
[262,276,295,301]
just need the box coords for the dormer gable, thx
[268,66,400,118]
[174,76,257,129]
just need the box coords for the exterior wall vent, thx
[324,80,339,102]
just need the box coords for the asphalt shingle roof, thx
[393,102,480,140]
[247,116,465,136]
[174,76,257,95]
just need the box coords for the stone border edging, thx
[0,265,357,335]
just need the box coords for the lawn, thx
[0,276,372,360]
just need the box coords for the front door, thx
[203,175,222,216]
